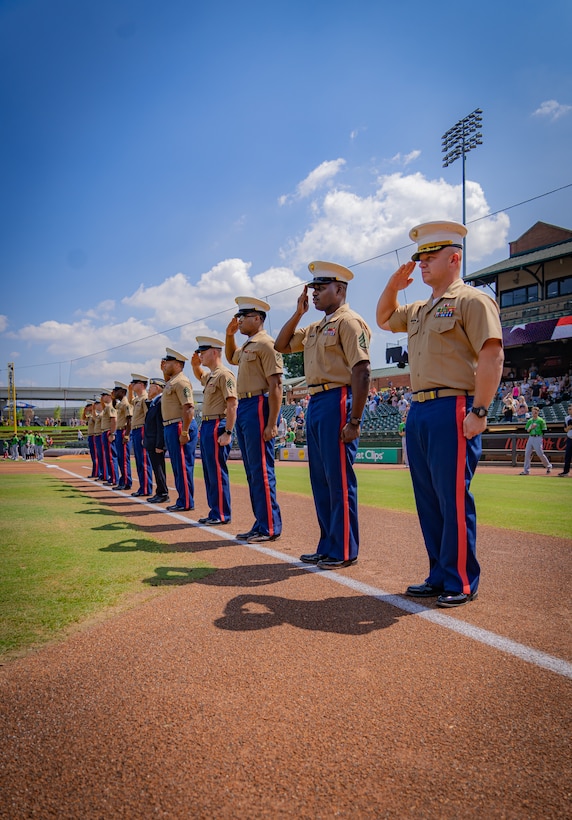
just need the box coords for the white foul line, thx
[48,464,572,681]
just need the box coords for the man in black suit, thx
[144,378,170,503]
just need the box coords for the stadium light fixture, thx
[441,108,483,278]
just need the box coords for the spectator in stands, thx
[503,393,517,421]
[277,416,288,448]
[520,406,552,475]
[397,394,409,416]
[549,380,560,403]
[530,378,542,405]
[516,396,529,422]
[295,410,305,443]
[557,403,572,477]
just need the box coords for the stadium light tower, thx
[442,108,483,278]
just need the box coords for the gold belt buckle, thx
[417,392,426,403]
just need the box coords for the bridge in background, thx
[0,387,104,403]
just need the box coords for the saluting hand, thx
[389,261,416,291]
[226,317,239,335]
[297,286,309,316]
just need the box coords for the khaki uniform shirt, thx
[388,278,502,393]
[100,402,117,432]
[93,412,102,435]
[289,303,371,385]
[116,396,133,430]
[201,366,238,415]
[231,330,284,395]
[87,415,96,436]
[161,371,194,422]
[131,392,148,429]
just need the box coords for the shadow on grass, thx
[141,566,215,585]
[101,538,231,554]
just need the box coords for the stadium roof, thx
[465,239,572,286]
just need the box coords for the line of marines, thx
[82,220,504,607]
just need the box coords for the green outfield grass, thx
[0,471,214,658]
[243,462,571,539]
[1,459,569,658]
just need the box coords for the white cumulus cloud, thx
[279,159,346,205]
[532,99,572,121]
[390,150,421,167]
[282,171,509,269]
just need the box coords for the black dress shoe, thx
[166,504,192,512]
[148,495,169,503]
[406,582,444,597]
[131,491,144,497]
[246,533,280,543]
[316,557,358,570]
[236,529,258,541]
[300,552,329,564]
[436,591,478,608]
[198,517,229,526]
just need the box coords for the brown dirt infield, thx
[0,459,570,819]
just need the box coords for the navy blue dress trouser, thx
[115,429,132,488]
[131,427,153,495]
[163,419,198,509]
[305,386,360,562]
[406,395,481,595]
[200,419,232,522]
[235,395,281,538]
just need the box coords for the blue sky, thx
[1,0,571,399]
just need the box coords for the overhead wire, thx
[2,181,571,379]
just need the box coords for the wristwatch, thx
[349,417,361,426]
[471,406,488,418]
[223,428,233,436]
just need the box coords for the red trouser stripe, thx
[213,420,226,522]
[455,397,471,594]
[176,421,190,508]
[257,396,274,537]
[338,387,350,561]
